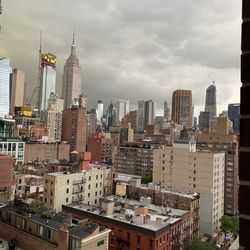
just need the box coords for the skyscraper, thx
[115,99,129,122]
[163,101,170,121]
[39,53,56,111]
[228,103,240,133]
[137,100,145,133]
[96,100,103,122]
[145,100,155,127]
[0,58,11,118]
[106,102,116,130]
[171,90,192,128]
[62,34,82,109]
[205,84,217,123]
[9,68,25,115]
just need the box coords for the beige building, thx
[153,142,225,238]
[9,68,25,115]
[44,165,112,212]
[197,117,239,216]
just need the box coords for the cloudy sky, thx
[1,0,241,116]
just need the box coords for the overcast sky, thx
[1,0,241,116]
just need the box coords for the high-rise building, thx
[163,101,170,121]
[86,112,97,144]
[228,103,240,133]
[145,100,155,127]
[106,102,116,130]
[62,101,87,154]
[40,93,63,142]
[198,111,210,131]
[171,90,192,128]
[137,100,155,133]
[0,58,11,118]
[205,84,217,119]
[9,68,25,115]
[121,110,137,132]
[115,99,129,122]
[153,143,225,237]
[62,35,82,109]
[137,100,145,133]
[96,100,103,122]
[240,2,250,247]
[39,53,56,111]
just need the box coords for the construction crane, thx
[208,74,215,85]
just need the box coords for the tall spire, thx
[70,31,76,56]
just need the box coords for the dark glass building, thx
[228,103,240,133]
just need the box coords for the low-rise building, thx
[0,204,111,250]
[63,195,193,250]
[44,165,112,212]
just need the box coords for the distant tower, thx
[96,100,104,122]
[171,90,192,128]
[228,103,240,133]
[0,58,11,118]
[39,53,56,111]
[137,100,145,133]
[62,33,82,109]
[205,84,217,121]
[9,69,25,115]
[106,103,116,130]
[163,101,170,121]
[144,100,155,128]
[115,99,129,122]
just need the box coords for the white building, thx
[115,99,129,122]
[0,138,25,164]
[153,142,225,237]
[0,58,11,118]
[96,100,104,122]
[44,165,112,212]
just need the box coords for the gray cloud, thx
[1,0,241,117]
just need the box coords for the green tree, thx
[189,238,218,250]
[141,171,152,184]
[220,215,239,238]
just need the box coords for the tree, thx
[189,238,218,250]
[141,171,152,184]
[220,215,239,238]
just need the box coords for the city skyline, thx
[1,1,241,117]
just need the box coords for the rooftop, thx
[67,195,188,232]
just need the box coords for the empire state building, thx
[62,34,82,108]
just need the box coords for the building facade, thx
[39,53,56,111]
[153,143,224,237]
[228,103,240,133]
[0,58,11,118]
[171,90,192,128]
[62,35,82,109]
[115,99,129,122]
[205,84,217,121]
[44,165,112,212]
[62,105,87,153]
[9,68,25,115]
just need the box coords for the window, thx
[67,179,69,184]
[96,175,98,180]
[89,176,91,181]
[66,188,69,193]
[19,179,22,184]
[44,198,47,202]
[50,191,53,196]
[99,190,102,195]
[127,232,130,240]
[95,199,97,204]
[95,191,98,196]
[66,197,69,202]
[50,199,52,205]
[45,180,48,184]
[88,184,90,189]
[97,240,104,247]
[88,193,90,197]
[96,183,98,188]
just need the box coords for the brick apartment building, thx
[0,155,14,203]
[63,196,195,250]
[88,132,113,164]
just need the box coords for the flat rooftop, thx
[67,196,189,232]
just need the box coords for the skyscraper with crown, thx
[62,34,82,109]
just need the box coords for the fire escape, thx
[72,177,86,204]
